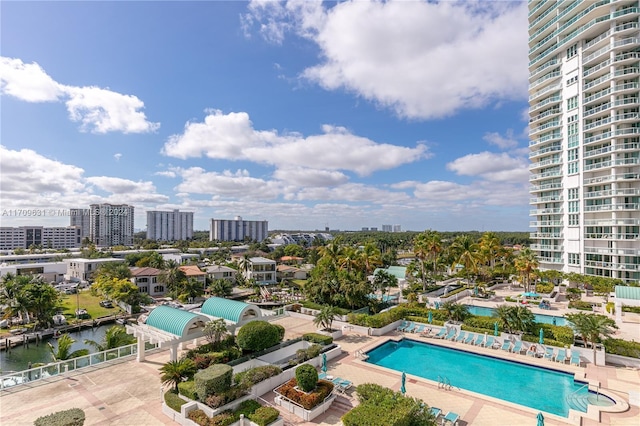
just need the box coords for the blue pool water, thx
[466,305,568,326]
[365,339,587,417]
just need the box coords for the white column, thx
[169,343,179,362]
[615,301,622,323]
[136,336,146,362]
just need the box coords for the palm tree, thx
[313,306,339,332]
[160,359,196,393]
[479,232,502,270]
[338,246,361,274]
[413,232,429,287]
[441,301,469,323]
[514,248,539,292]
[159,261,187,296]
[48,334,90,362]
[208,278,233,297]
[425,230,443,279]
[177,278,203,302]
[449,235,480,284]
[84,325,135,351]
[565,313,618,361]
[360,242,382,276]
[373,270,397,301]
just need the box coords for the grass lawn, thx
[58,290,122,321]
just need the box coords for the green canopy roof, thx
[201,297,261,323]
[615,285,640,301]
[145,305,208,337]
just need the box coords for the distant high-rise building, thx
[210,216,268,242]
[393,225,402,233]
[0,226,82,250]
[70,208,91,240]
[146,210,194,241]
[528,2,640,283]
[89,204,135,247]
[382,225,392,232]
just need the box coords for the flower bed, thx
[273,378,336,422]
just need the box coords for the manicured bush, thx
[295,364,318,392]
[273,324,285,341]
[195,363,233,401]
[568,300,593,311]
[34,408,85,426]
[302,301,350,316]
[249,406,280,426]
[536,282,554,293]
[276,378,333,410]
[209,410,236,426]
[520,334,565,348]
[462,315,498,331]
[603,338,640,358]
[237,321,284,352]
[293,344,321,365]
[342,383,436,426]
[164,390,187,412]
[303,332,333,345]
[235,399,262,417]
[622,305,640,314]
[178,380,197,400]
[546,324,574,345]
[234,365,282,388]
[204,386,248,409]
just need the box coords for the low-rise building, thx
[0,261,67,283]
[205,264,237,284]
[276,264,307,281]
[179,265,207,288]
[245,257,276,285]
[64,258,125,282]
[130,267,166,297]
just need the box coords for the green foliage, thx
[295,364,318,392]
[301,301,351,315]
[342,383,436,426]
[203,318,230,345]
[48,334,90,362]
[178,380,197,400]
[187,409,210,426]
[195,363,233,400]
[546,325,575,345]
[302,332,333,345]
[164,390,187,412]
[249,407,280,426]
[313,305,340,331]
[234,365,282,388]
[235,399,262,417]
[535,282,554,293]
[606,302,615,314]
[461,315,498,332]
[603,338,640,358]
[276,378,333,410]
[291,344,322,366]
[33,408,85,426]
[520,334,565,348]
[209,411,236,426]
[160,358,197,393]
[569,300,594,310]
[622,305,640,314]
[273,324,285,342]
[237,321,284,352]
[204,386,248,409]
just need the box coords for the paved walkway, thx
[0,314,638,426]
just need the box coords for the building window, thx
[568,187,579,199]
[154,285,165,293]
[139,286,148,293]
[568,148,579,161]
[569,214,580,226]
[567,96,578,111]
[568,200,580,213]
[567,44,578,59]
[568,161,579,174]
[566,75,578,85]
[569,253,580,265]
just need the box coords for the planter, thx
[274,394,336,421]
[318,329,342,340]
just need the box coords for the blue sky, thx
[1,1,531,232]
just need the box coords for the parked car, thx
[99,300,114,308]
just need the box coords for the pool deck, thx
[0,312,639,426]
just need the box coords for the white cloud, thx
[173,167,282,200]
[0,57,159,134]
[243,0,528,119]
[446,151,529,182]
[272,167,348,187]
[114,153,122,161]
[162,110,428,176]
[0,57,63,102]
[483,130,519,150]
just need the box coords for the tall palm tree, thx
[160,359,196,393]
[441,301,469,323]
[318,240,343,267]
[84,325,136,351]
[48,334,90,362]
[159,261,187,296]
[313,305,339,331]
[413,232,429,287]
[449,235,480,284]
[360,242,382,276]
[338,246,361,274]
[565,313,618,361]
[479,232,502,270]
[373,270,397,300]
[425,230,443,279]
[514,248,539,292]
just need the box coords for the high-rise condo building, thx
[69,208,91,240]
[146,210,194,241]
[209,216,268,242]
[528,1,640,283]
[89,203,135,247]
[0,226,82,250]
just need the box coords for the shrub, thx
[569,300,594,310]
[547,325,574,345]
[302,301,350,316]
[520,334,565,348]
[249,406,280,426]
[187,409,210,426]
[164,390,187,413]
[209,410,236,426]
[178,380,197,400]
[603,338,640,358]
[195,363,233,401]
[204,386,248,409]
[294,344,321,364]
[276,378,333,410]
[295,364,318,392]
[235,399,262,417]
[34,408,85,426]
[536,282,554,293]
[273,324,286,342]
[622,305,640,314]
[234,365,282,388]
[237,321,284,352]
[462,315,498,331]
[205,393,226,409]
[303,332,333,345]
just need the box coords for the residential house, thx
[179,265,207,289]
[245,257,276,285]
[205,264,237,284]
[64,258,125,282]
[276,264,307,281]
[130,267,166,297]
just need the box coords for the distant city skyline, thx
[1,1,529,232]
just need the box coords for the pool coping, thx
[355,335,629,425]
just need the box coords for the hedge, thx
[295,364,318,392]
[34,408,85,426]
[249,406,280,426]
[603,338,640,358]
[301,301,350,316]
[234,365,282,388]
[303,332,333,345]
[164,390,187,412]
[178,380,197,400]
[195,363,233,401]
[622,306,640,314]
[568,300,594,311]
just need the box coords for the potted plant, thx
[273,364,336,421]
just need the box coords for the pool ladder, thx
[437,375,459,391]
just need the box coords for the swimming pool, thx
[365,338,587,417]
[465,305,568,326]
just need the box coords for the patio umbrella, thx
[400,372,406,394]
[321,353,327,373]
[539,328,544,345]
[494,322,499,336]
[428,311,433,324]
[474,286,479,296]
[536,412,544,426]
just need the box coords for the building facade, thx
[146,210,194,241]
[528,1,640,283]
[89,204,135,247]
[209,216,268,242]
[0,226,82,250]
[69,208,91,240]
